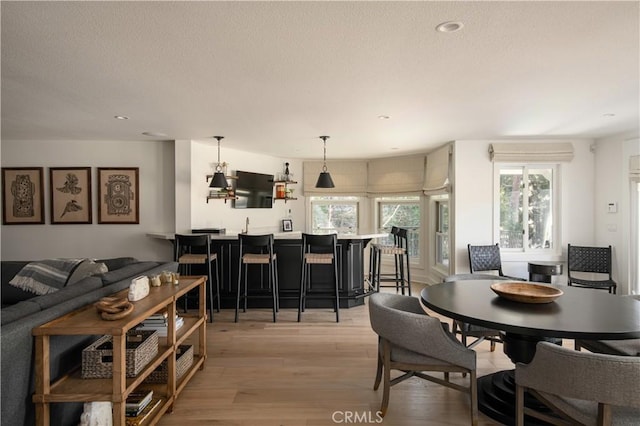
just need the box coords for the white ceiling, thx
[1,1,638,159]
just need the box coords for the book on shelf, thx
[125,389,153,415]
[137,316,184,337]
[125,398,163,426]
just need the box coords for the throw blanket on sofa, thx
[8,258,86,295]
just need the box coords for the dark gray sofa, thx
[1,257,178,426]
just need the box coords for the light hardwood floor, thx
[158,286,516,426]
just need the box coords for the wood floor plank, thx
[158,288,541,425]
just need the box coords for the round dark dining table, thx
[420,280,640,425]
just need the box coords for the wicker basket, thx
[143,345,194,384]
[82,330,159,379]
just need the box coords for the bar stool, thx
[236,233,279,323]
[174,234,220,322]
[298,233,340,322]
[371,227,411,295]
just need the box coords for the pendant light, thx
[209,136,229,188]
[315,135,335,188]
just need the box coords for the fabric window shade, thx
[423,144,451,195]
[630,155,640,181]
[489,142,574,162]
[367,155,425,195]
[303,160,368,195]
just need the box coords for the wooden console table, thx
[32,276,207,426]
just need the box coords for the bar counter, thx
[148,231,386,309]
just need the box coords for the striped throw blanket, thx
[8,258,86,295]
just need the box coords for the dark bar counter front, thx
[149,232,385,309]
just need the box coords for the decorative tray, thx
[490,282,563,304]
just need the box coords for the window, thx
[309,196,359,234]
[377,196,420,259]
[435,199,449,267]
[496,165,556,252]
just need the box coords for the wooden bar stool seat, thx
[236,234,279,323]
[174,234,220,323]
[299,233,340,322]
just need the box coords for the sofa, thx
[1,257,178,426]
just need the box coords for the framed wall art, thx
[50,167,92,224]
[2,167,45,225]
[282,219,293,232]
[98,167,139,224]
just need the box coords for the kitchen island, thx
[148,231,386,309]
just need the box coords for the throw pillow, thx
[67,259,109,286]
[8,258,86,295]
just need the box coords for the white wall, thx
[176,140,306,235]
[453,139,595,281]
[594,133,640,294]
[1,140,175,261]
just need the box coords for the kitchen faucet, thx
[245,217,249,234]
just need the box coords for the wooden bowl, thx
[490,282,563,304]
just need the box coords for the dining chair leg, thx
[271,261,277,323]
[373,338,383,390]
[380,339,391,417]
[235,261,242,323]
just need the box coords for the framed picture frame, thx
[282,219,293,232]
[49,167,92,224]
[97,167,139,224]
[1,167,45,225]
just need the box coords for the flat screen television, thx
[232,171,274,208]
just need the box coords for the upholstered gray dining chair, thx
[368,292,478,425]
[515,342,640,426]
[575,294,640,356]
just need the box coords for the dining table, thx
[420,279,640,425]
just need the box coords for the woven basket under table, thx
[143,345,194,384]
[82,330,159,379]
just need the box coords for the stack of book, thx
[137,312,184,337]
[125,389,153,417]
[126,394,162,425]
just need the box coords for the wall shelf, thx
[273,180,297,203]
[206,174,238,203]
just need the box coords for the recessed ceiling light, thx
[436,21,464,33]
[114,115,129,120]
[602,113,616,117]
[391,147,399,150]
[142,131,169,137]
[378,115,390,120]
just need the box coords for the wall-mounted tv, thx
[232,170,274,209]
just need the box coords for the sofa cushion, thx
[0,300,41,325]
[67,259,108,285]
[32,277,103,311]
[8,258,86,295]
[96,257,138,272]
[99,262,160,286]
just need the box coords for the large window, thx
[309,197,359,234]
[377,197,420,259]
[435,199,449,267]
[497,165,556,252]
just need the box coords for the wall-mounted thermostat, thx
[607,202,617,213]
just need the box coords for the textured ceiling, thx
[1,1,638,159]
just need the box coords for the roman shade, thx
[630,155,640,180]
[367,155,426,195]
[489,142,574,162]
[303,160,368,195]
[423,144,452,195]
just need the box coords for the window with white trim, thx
[435,199,449,267]
[495,165,557,252]
[376,196,420,259]
[309,196,359,234]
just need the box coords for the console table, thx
[32,276,207,426]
